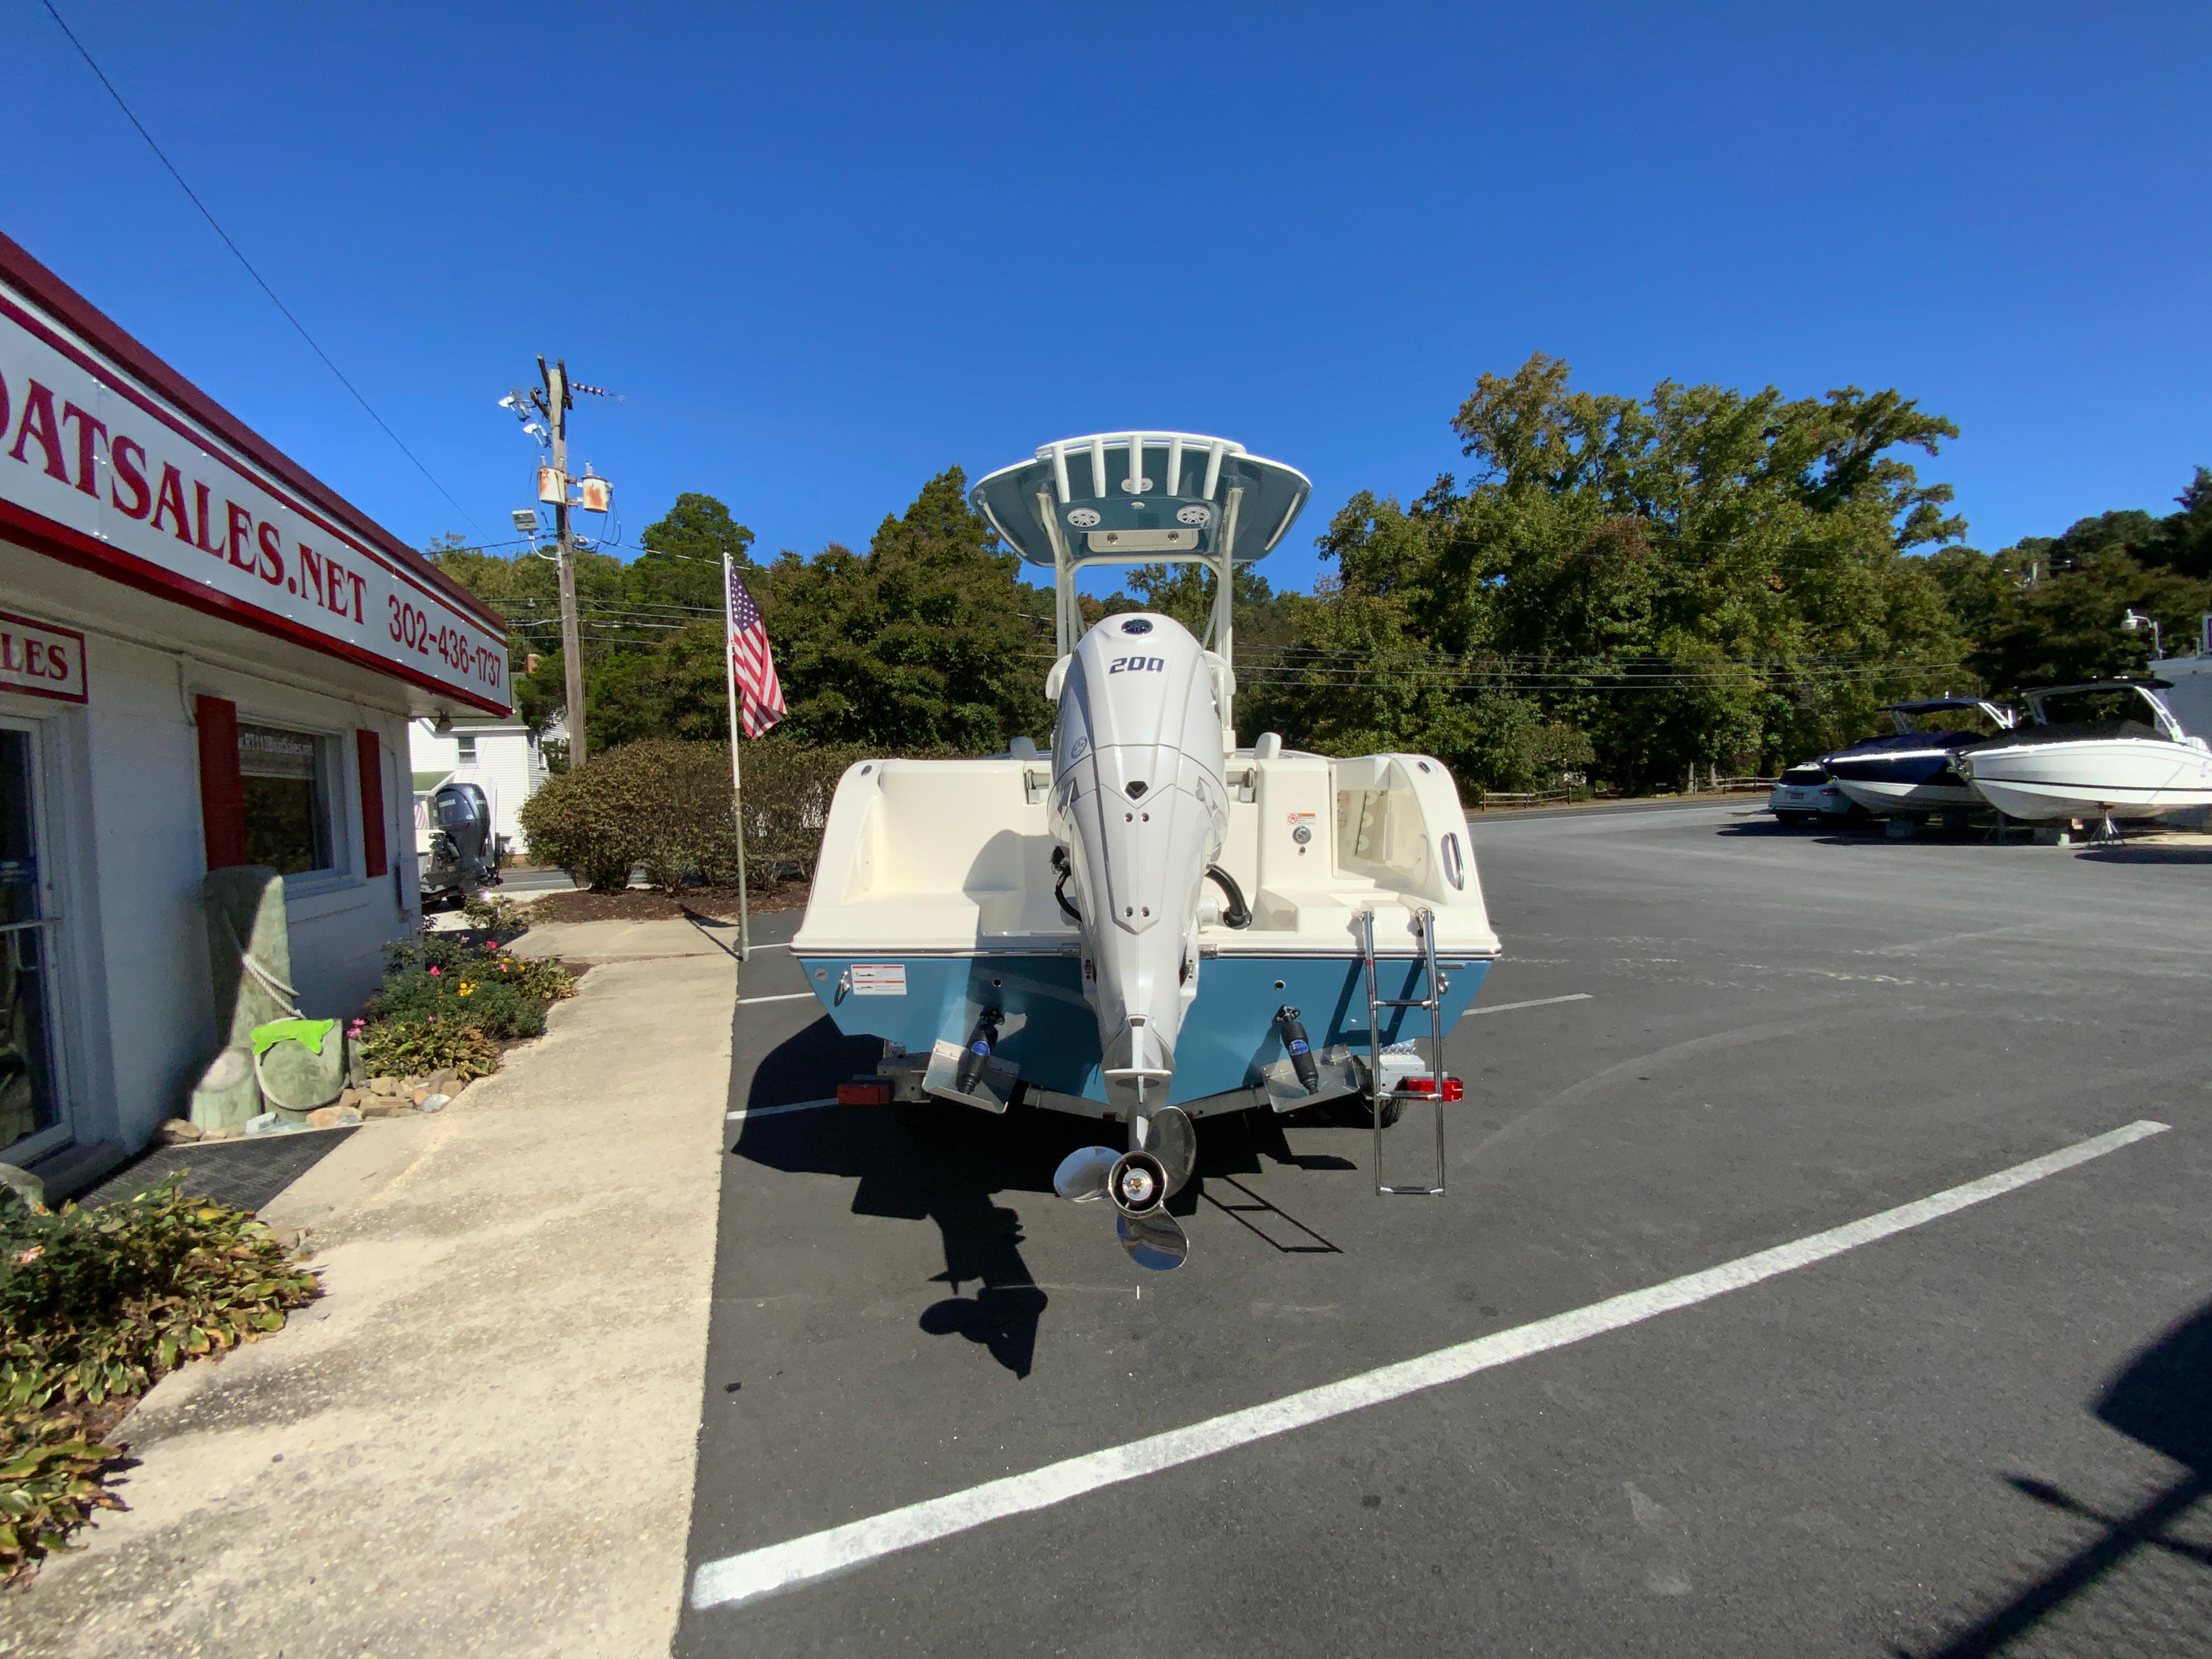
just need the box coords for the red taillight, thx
[837,1079,894,1107]
[1397,1075,1464,1102]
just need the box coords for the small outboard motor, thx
[1048,612,1231,1128]
[425,781,499,902]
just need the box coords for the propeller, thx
[1053,1144,1118,1203]
[1116,1207,1190,1271]
[1138,1105,1195,1198]
[1051,1138,1193,1271]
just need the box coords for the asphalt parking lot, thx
[676,802,2211,1658]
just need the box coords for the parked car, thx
[1767,760,1854,826]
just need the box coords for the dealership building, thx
[0,232,508,1192]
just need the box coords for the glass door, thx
[0,724,64,1159]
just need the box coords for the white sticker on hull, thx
[849,964,907,996]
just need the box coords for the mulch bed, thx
[527,881,810,924]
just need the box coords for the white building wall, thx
[2,613,417,1161]
[2155,654,2212,740]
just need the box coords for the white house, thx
[0,230,510,1192]
[408,713,550,857]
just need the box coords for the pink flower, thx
[428,966,441,976]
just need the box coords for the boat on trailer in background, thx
[790,432,1503,1269]
[1955,678,2212,828]
[1821,697,2021,824]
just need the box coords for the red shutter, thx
[195,695,246,869]
[356,729,388,878]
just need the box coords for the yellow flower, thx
[458,981,476,996]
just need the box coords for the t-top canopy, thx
[970,432,1312,568]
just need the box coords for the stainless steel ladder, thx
[1359,907,1447,1197]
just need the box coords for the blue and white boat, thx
[1822,697,2020,819]
[791,433,1503,1268]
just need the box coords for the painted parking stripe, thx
[726,1099,837,1122]
[736,991,818,1006]
[1469,992,1593,1017]
[690,1118,2169,1614]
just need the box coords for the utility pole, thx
[531,357,588,766]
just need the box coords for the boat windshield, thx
[1893,704,2011,738]
[2031,686,2169,734]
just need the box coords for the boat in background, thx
[1822,697,2021,821]
[1955,679,2212,823]
[790,432,1504,1271]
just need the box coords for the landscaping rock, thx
[200,1124,242,1141]
[416,1093,452,1114]
[337,1087,363,1113]
[360,1096,414,1120]
[160,1117,204,1144]
[307,1105,363,1130]
[424,1068,461,1097]
[368,1075,402,1097]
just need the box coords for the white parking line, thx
[1469,992,1593,1017]
[736,991,817,1006]
[690,1118,2169,1613]
[726,1099,838,1122]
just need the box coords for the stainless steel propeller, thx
[1116,1207,1190,1271]
[1144,1105,1197,1198]
[1052,1138,1192,1271]
[1053,1144,1118,1202]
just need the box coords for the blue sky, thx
[14,2,2209,596]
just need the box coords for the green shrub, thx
[357,1018,503,1080]
[1,1178,318,1580]
[518,736,876,893]
[459,892,529,937]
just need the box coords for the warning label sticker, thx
[849,963,908,996]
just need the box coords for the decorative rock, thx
[337,1087,363,1113]
[368,1075,402,1097]
[244,1112,307,1136]
[360,1096,414,1120]
[424,1068,461,1097]
[416,1093,452,1114]
[306,1104,363,1129]
[160,1118,204,1144]
[409,1086,431,1107]
[200,1124,242,1141]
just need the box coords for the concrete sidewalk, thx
[9,931,736,1658]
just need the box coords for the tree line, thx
[428,353,2212,794]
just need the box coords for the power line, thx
[38,0,481,532]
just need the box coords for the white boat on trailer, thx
[791,432,1503,1270]
[1955,678,2212,825]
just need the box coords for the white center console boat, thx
[790,433,1503,1269]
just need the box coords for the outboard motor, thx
[1050,612,1230,1124]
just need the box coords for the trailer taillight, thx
[1397,1075,1464,1102]
[837,1079,894,1107]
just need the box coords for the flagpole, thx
[722,552,750,963]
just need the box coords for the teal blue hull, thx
[795,951,1493,1107]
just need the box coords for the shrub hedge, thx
[518,736,872,893]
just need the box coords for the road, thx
[676,803,2211,1657]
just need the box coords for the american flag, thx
[725,565,785,737]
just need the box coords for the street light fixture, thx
[2121,609,2164,660]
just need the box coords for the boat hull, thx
[1961,738,2212,821]
[1830,776,1980,813]
[796,949,1494,1116]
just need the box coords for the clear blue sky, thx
[14,2,2208,595]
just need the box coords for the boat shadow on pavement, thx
[1902,1296,2212,1656]
[731,1014,1356,1378]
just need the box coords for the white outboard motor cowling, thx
[1049,613,1230,1127]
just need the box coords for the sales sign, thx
[0,268,509,712]
[0,607,86,702]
